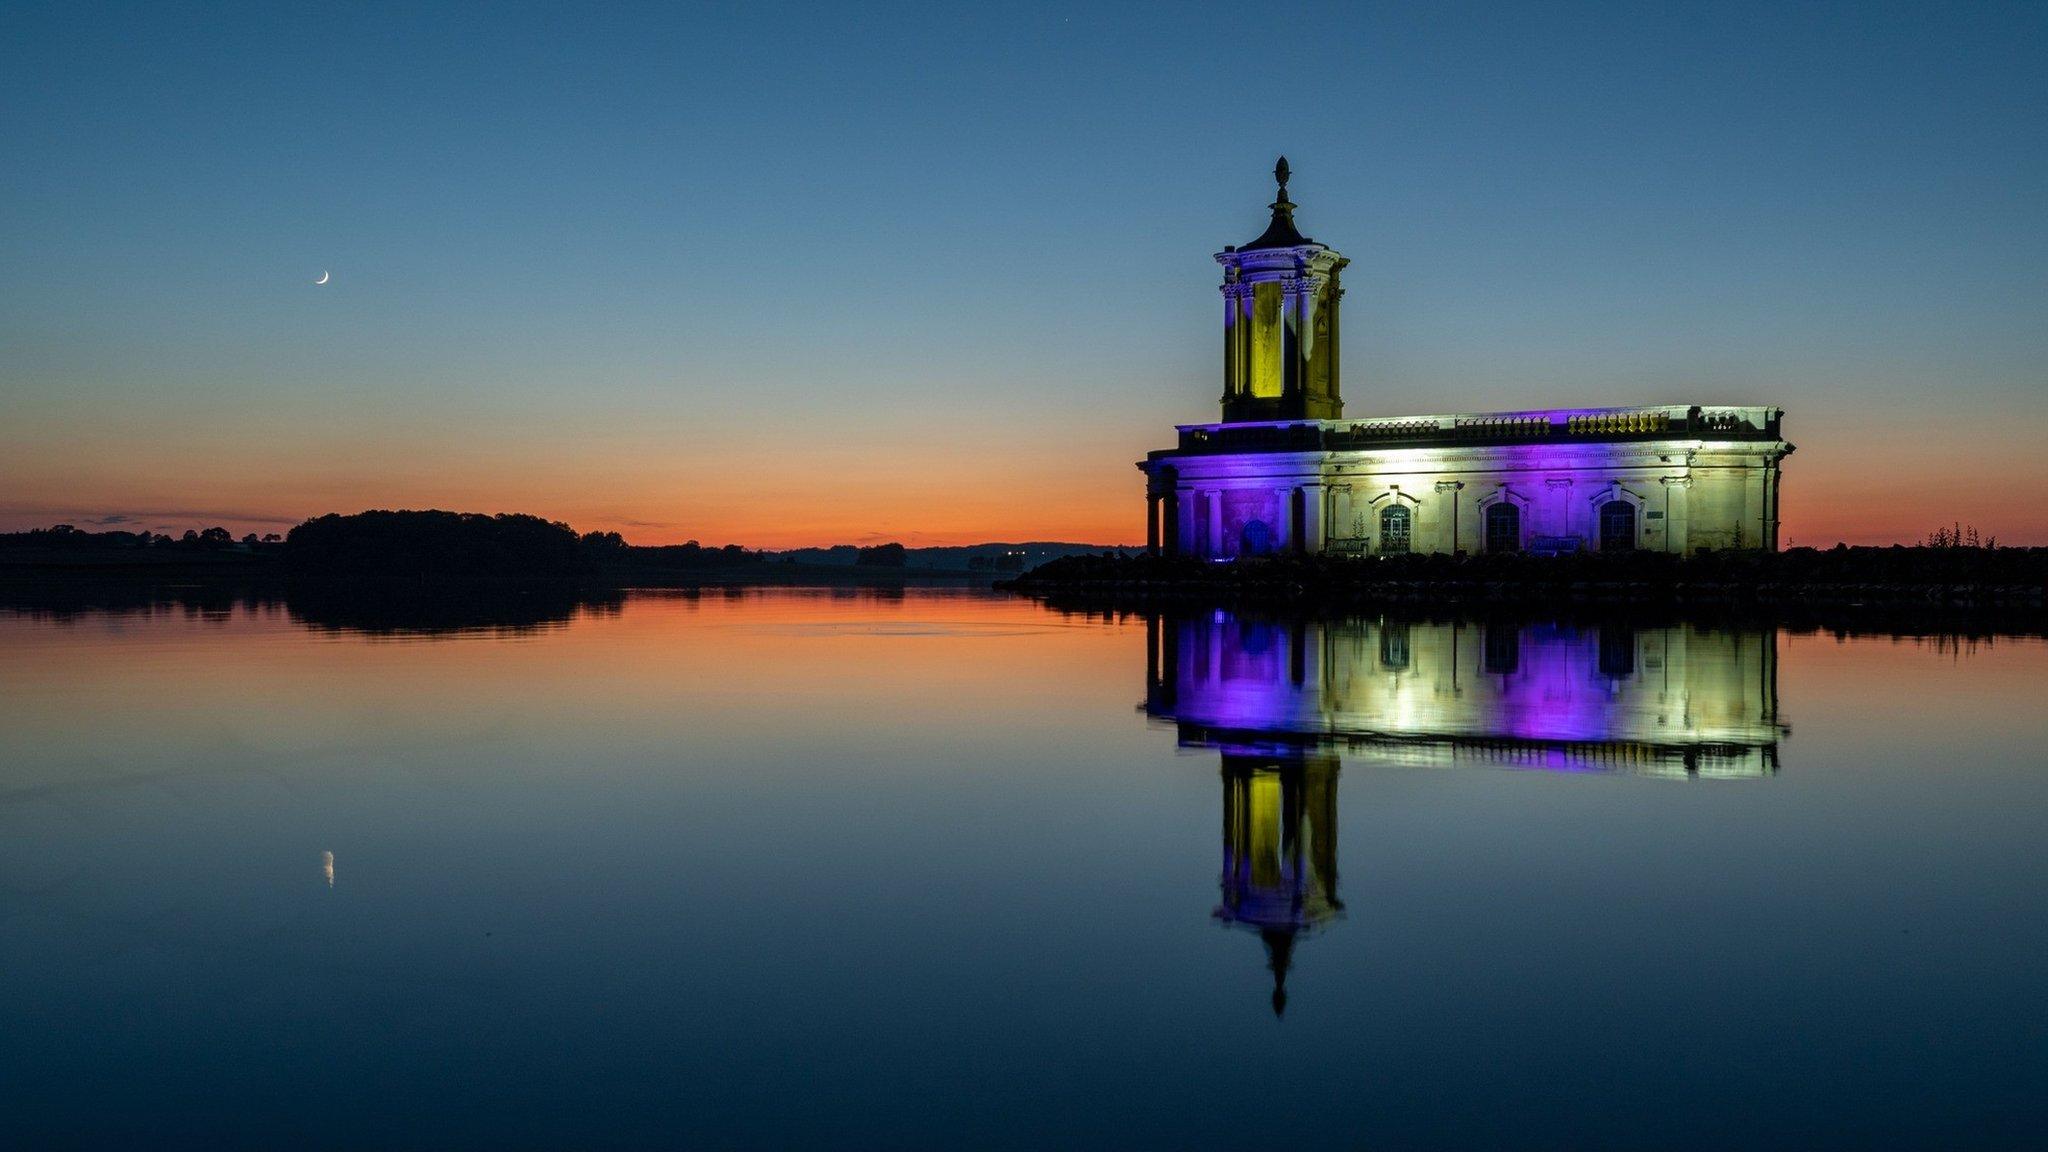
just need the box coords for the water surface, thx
[3,589,2044,1149]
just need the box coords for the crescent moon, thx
[314,270,330,285]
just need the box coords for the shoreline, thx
[998,548,2048,626]
[9,547,2046,635]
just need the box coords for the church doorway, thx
[1240,519,1274,557]
[1485,503,1521,554]
[1599,500,1637,552]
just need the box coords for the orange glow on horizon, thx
[4,409,2046,548]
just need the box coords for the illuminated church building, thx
[1141,160,1795,559]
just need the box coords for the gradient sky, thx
[3,2,2044,547]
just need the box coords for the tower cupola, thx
[1217,158,1349,423]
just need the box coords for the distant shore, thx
[0,512,1095,587]
[10,514,2046,630]
[1000,548,2048,624]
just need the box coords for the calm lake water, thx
[4,588,2045,1149]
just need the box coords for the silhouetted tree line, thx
[1925,522,1995,549]
[282,511,767,576]
[288,511,585,576]
[8,513,776,577]
[0,523,283,553]
[856,542,907,567]
[580,530,762,571]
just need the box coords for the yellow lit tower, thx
[1218,157,1349,423]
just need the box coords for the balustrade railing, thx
[1174,405,1778,452]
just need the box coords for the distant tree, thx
[285,510,586,576]
[1925,523,1994,550]
[606,536,763,571]
[857,542,907,568]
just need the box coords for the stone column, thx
[1273,487,1293,552]
[1208,493,1225,559]
[1660,475,1692,555]
[1546,478,1574,544]
[1434,480,1465,555]
[1300,484,1326,555]
[1741,465,1759,549]
[1146,494,1160,556]
[1175,491,1196,558]
[1762,458,1782,551]
[1291,275,1327,359]
[1220,284,1239,405]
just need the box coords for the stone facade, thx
[1140,163,1794,559]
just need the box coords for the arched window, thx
[1599,500,1636,552]
[1485,502,1521,554]
[1378,504,1411,554]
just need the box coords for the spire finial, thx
[1241,156,1310,250]
[1263,928,1296,1018]
[1268,157,1296,218]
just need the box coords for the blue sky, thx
[3,1,2044,544]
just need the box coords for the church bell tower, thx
[1218,158,1349,424]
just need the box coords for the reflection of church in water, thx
[1144,614,1787,1014]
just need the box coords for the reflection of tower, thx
[1216,750,1344,1017]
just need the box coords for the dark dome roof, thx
[1241,156,1318,251]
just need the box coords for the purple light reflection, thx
[1146,615,1786,778]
